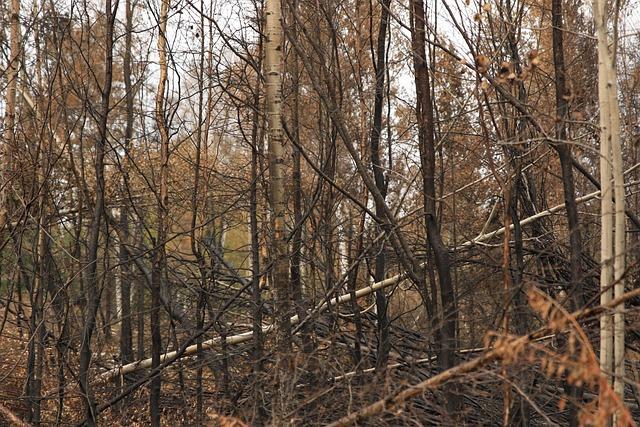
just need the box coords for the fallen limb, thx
[96,156,639,381]
[0,403,31,427]
[459,179,638,249]
[100,271,408,379]
[100,176,638,379]
[328,335,556,383]
[327,286,640,426]
[327,345,506,426]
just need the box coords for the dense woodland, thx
[0,0,639,425]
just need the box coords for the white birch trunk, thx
[610,43,626,410]
[594,0,626,413]
[265,1,292,419]
[1,0,21,229]
[594,0,614,381]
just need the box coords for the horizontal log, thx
[100,272,408,379]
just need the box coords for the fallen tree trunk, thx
[458,178,638,249]
[327,286,640,427]
[100,270,407,379]
[101,177,639,380]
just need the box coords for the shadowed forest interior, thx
[1,0,640,425]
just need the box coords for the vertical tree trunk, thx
[152,0,170,423]
[552,0,584,309]
[290,0,313,357]
[595,0,627,420]
[608,35,626,414]
[193,0,206,423]
[409,0,459,413]
[321,128,337,328]
[594,0,622,409]
[119,0,135,374]
[250,17,266,425]
[78,0,117,423]
[104,249,113,339]
[595,0,614,385]
[27,154,49,424]
[502,187,513,426]
[346,210,365,371]
[265,0,291,396]
[136,247,146,359]
[1,0,20,230]
[551,2,585,423]
[370,0,392,375]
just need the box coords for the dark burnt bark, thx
[78,0,117,423]
[409,0,459,413]
[370,0,392,375]
[119,0,135,373]
[552,0,585,423]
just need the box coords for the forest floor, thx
[0,310,247,426]
[0,322,30,426]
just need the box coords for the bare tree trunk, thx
[551,2,585,423]
[1,0,20,230]
[409,0,459,413]
[249,14,266,424]
[321,123,337,327]
[265,0,290,348]
[152,0,170,423]
[595,0,627,421]
[78,0,117,423]
[346,210,365,371]
[27,172,49,425]
[265,0,292,417]
[552,0,584,309]
[370,0,392,375]
[608,26,626,414]
[289,0,313,358]
[193,1,207,423]
[594,0,615,399]
[119,0,135,375]
[104,247,113,340]
[136,223,145,360]
[501,187,513,426]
